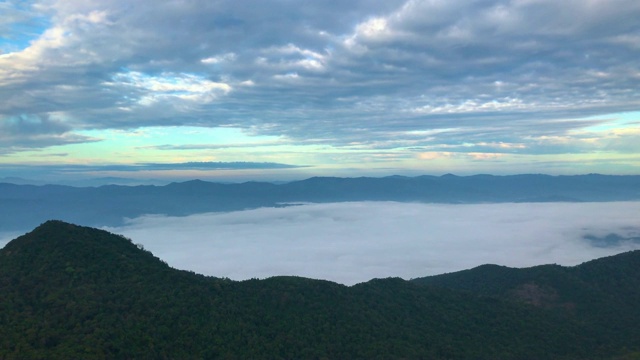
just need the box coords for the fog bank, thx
[98,202,640,285]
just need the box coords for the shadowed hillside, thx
[412,251,640,354]
[1,221,640,359]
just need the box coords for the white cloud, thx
[201,53,237,64]
[269,44,325,60]
[413,97,529,114]
[105,71,232,106]
[273,72,300,81]
[104,201,640,285]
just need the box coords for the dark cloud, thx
[583,232,640,248]
[0,0,639,154]
[0,113,100,153]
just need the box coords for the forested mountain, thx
[1,174,639,232]
[2,221,640,359]
[413,251,640,355]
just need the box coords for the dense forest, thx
[2,221,640,359]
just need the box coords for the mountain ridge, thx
[2,221,640,358]
[1,173,639,232]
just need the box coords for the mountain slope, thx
[412,251,640,353]
[1,221,624,359]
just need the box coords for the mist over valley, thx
[2,174,639,284]
[103,201,640,284]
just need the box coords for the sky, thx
[1,0,640,182]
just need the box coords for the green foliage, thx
[413,251,640,357]
[1,221,640,359]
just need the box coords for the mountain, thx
[0,177,47,186]
[2,221,640,359]
[412,252,640,356]
[1,174,639,232]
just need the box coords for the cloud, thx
[140,139,287,151]
[1,0,638,157]
[583,232,640,248]
[106,71,232,107]
[0,162,305,175]
[0,2,50,54]
[0,113,100,154]
[137,162,304,171]
[102,201,640,285]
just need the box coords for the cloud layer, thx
[1,0,639,170]
[98,201,640,285]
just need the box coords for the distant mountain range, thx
[1,173,639,232]
[0,176,171,187]
[2,220,640,359]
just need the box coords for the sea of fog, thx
[3,201,640,285]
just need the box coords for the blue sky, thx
[1,0,639,183]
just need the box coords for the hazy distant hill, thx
[2,221,640,359]
[1,174,639,232]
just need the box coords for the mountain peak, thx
[1,220,168,278]
[35,219,86,233]
[4,220,124,250]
